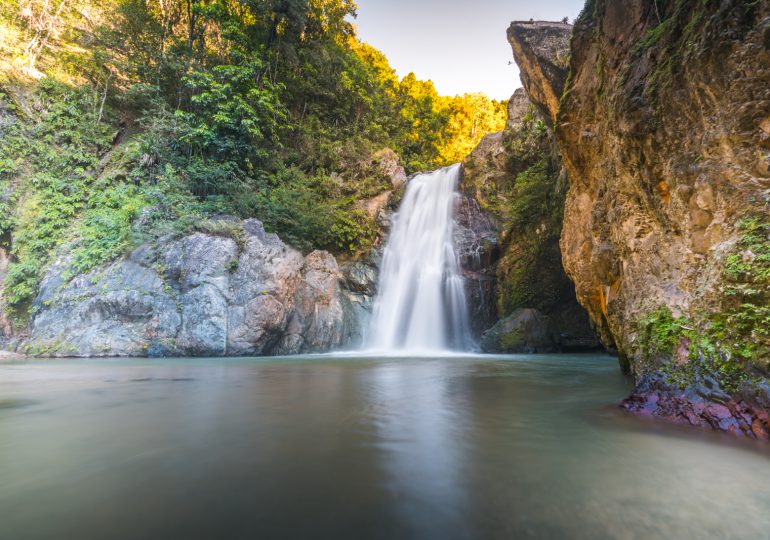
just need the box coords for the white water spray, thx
[366,164,473,353]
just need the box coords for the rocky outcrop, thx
[355,148,407,219]
[23,218,363,356]
[557,0,770,373]
[506,88,531,132]
[460,38,600,352]
[507,21,571,124]
[508,2,770,436]
[338,259,379,346]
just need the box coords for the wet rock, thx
[454,191,498,336]
[480,308,554,353]
[339,261,377,297]
[621,378,770,440]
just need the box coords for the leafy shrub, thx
[68,182,149,275]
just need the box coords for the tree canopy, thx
[0,0,507,321]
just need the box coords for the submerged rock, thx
[621,374,770,440]
[24,219,363,357]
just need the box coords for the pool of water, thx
[0,354,768,539]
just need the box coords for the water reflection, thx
[0,355,768,540]
[365,360,472,538]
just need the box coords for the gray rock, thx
[339,261,378,296]
[24,220,363,357]
[278,251,347,354]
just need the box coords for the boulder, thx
[480,308,554,353]
[24,219,363,357]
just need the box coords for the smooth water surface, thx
[1,354,769,539]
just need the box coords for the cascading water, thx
[366,163,473,353]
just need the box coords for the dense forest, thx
[0,0,507,324]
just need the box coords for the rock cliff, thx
[508,2,770,437]
[506,21,571,125]
[23,218,367,356]
[459,34,600,353]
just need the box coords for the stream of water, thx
[366,164,473,352]
[1,354,769,540]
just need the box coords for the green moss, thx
[196,219,248,253]
[718,215,770,371]
[633,0,711,100]
[638,307,694,361]
[639,216,770,393]
[559,69,574,108]
[637,307,753,392]
[634,15,676,53]
[500,328,524,350]
[21,338,68,357]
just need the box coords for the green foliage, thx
[0,0,508,324]
[179,54,285,174]
[638,216,770,389]
[507,159,562,230]
[718,215,770,370]
[237,166,376,254]
[1,79,113,321]
[638,307,693,361]
[68,182,149,276]
[724,215,770,285]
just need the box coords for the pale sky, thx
[352,0,585,100]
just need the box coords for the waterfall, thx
[366,163,473,353]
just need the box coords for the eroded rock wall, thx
[459,50,599,353]
[508,2,770,436]
[557,0,770,375]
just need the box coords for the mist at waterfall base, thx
[365,164,474,354]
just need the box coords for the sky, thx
[352,0,585,100]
